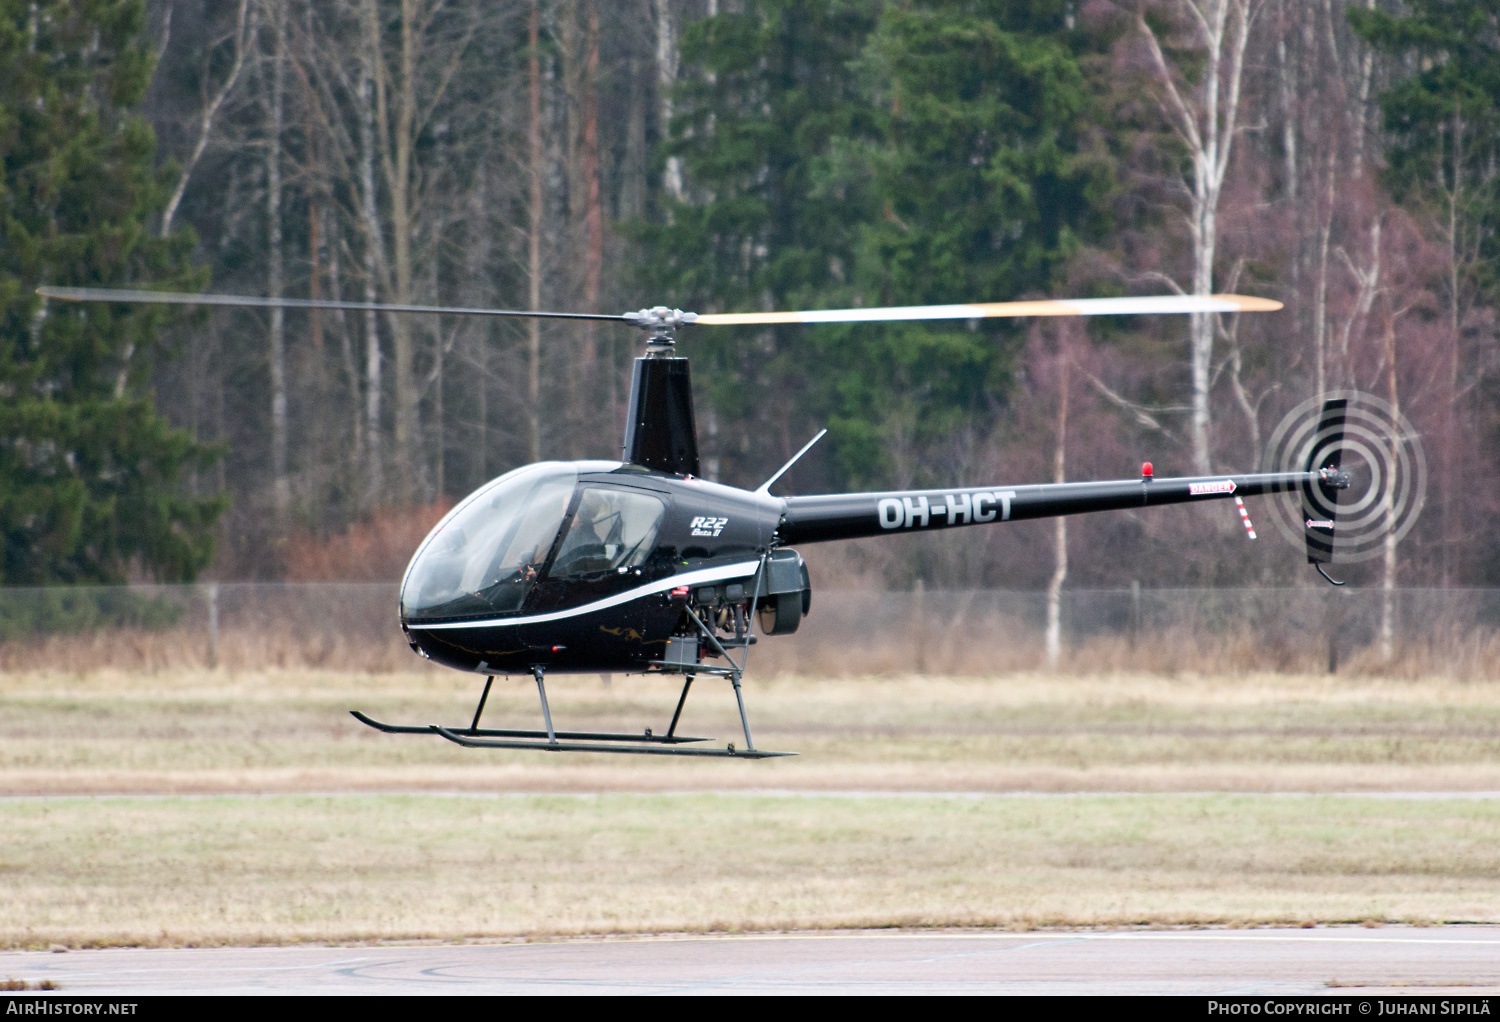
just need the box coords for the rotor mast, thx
[620,307,701,475]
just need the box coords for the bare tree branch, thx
[160,0,253,237]
[1137,8,1203,155]
[1077,366,1186,442]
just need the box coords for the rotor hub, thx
[624,306,697,354]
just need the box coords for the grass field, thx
[2,668,1499,792]
[1,667,1498,945]
[3,792,1499,947]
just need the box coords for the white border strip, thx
[409,560,763,631]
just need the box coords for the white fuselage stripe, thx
[407,560,763,631]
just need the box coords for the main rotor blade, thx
[693,294,1281,326]
[36,286,631,323]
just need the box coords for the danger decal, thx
[1188,479,1237,496]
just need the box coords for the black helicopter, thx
[38,286,1351,758]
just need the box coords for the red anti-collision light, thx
[1141,462,1154,479]
[671,586,690,597]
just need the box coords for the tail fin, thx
[1302,397,1347,565]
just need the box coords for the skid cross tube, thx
[681,604,758,752]
[666,675,695,738]
[533,666,557,744]
[470,676,494,732]
[729,672,756,753]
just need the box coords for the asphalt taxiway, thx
[2,927,1498,995]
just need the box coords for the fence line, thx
[1,584,1499,677]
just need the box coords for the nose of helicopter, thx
[400,462,580,624]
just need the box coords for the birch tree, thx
[527,0,543,461]
[1353,0,1500,585]
[653,0,684,202]
[263,0,291,520]
[295,0,484,506]
[159,0,253,237]
[1045,325,1071,670]
[559,0,603,457]
[1137,0,1257,474]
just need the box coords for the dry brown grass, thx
[5,586,1500,679]
[1,667,1499,797]
[0,626,417,675]
[2,667,1498,944]
[0,792,1496,947]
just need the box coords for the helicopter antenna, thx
[756,429,828,495]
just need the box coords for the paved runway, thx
[2,928,1499,995]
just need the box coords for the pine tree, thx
[634,0,1114,488]
[1351,0,1499,308]
[828,0,1115,484]
[631,0,883,485]
[0,0,225,584]
[1352,1,1499,586]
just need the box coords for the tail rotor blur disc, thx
[1261,391,1426,563]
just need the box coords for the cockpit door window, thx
[548,488,667,580]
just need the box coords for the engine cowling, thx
[757,548,811,635]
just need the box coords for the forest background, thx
[3,0,1498,595]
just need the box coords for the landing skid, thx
[351,654,794,759]
[349,710,711,745]
[430,726,791,758]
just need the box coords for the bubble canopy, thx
[400,461,618,623]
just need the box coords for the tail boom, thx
[776,469,1343,545]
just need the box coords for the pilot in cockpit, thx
[552,492,621,577]
[551,489,664,579]
[517,546,541,582]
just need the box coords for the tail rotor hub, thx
[1263,390,1427,562]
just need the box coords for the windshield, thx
[401,463,578,622]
